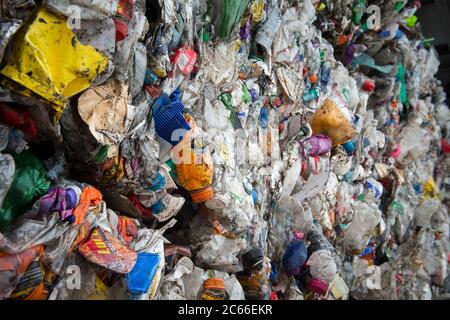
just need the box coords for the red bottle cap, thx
[441,139,450,154]
[293,231,304,240]
[361,79,375,92]
[114,19,129,41]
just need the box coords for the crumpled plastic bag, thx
[195,235,245,273]
[0,151,50,232]
[0,153,14,209]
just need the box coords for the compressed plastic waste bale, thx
[0,151,50,231]
[0,7,109,111]
[0,0,448,302]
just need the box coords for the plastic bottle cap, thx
[337,35,348,46]
[389,144,402,159]
[441,139,450,154]
[361,79,375,92]
[294,231,304,240]
[191,186,214,203]
[309,74,318,84]
[203,278,225,290]
[342,140,356,155]
[114,19,129,41]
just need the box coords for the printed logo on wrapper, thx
[173,46,197,75]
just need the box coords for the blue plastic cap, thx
[343,141,356,156]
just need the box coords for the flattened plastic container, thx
[127,252,160,295]
[0,7,108,111]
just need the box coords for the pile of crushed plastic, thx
[0,0,449,300]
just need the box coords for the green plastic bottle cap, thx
[406,15,418,28]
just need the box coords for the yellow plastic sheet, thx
[1,7,108,110]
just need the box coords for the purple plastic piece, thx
[301,134,332,156]
[343,44,356,66]
[240,17,251,40]
[38,186,79,219]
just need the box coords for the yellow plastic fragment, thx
[0,7,108,108]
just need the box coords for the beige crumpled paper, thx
[78,79,135,158]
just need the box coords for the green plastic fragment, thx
[352,0,365,25]
[406,15,418,28]
[394,1,407,12]
[396,63,408,106]
[219,0,251,40]
[92,145,109,163]
[242,84,251,103]
[0,151,50,231]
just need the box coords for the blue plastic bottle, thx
[283,231,308,276]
